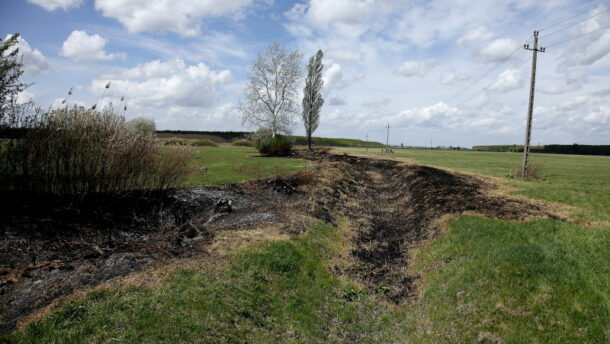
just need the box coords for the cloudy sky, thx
[2,0,610,147]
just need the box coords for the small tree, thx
[302,50,324,152]
[127,117,156,135]
[241,42,303,136]
[1,33,28,124]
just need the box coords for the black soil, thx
[0,151,559,332]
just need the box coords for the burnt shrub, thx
[0,106,193,195]
[256,134,293,156]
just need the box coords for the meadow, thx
[9,144,610,343]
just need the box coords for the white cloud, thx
[323,63,348,91]
[395,59,437,78]
[457,26,493,45]
[91,58,232,111]
[60,30,126,63]
[27,0,82,11]
[440,72,470,85]
[362,97,390,108]
[304,0,375,26]
[328,96,346,106]
[94,0,253,36]
[488,69,523,93]
[479,38,519,63]
[3,34,51,76]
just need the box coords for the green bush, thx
[126,117,156,135]
[232,139,254,147]
[189,139,218,147]
[161,137,188,146]
[257,134,293,156]
[0,106,192,195]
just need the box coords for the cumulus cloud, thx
[457,25,493,45]
[60,30,126,63]
[323,63,348,91]
[91,58,232,111]
[303,0,375,26]
[395,59,436,78]
[27,0,82,11]
[479,38,519,63]
[395,102,459,128]
[3,34,51,76]
[94,0,252,36]
[488,69,523,93]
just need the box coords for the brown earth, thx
[0,151,561,333]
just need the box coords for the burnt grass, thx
[0,151,559,333]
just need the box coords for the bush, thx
[126,117,156,135]
[232,139,254,147]
[0,106,192,195]
[257,134,293,156]
[161,137,188,146]
[189,139,218,147]
[252,129,273,148]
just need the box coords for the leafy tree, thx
[127,117,156,135]
[241,42,303,136]
[302,50,324,152]
[0,33,28,123]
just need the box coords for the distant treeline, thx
[156,130,250,141]
[292,136,385,148]
[473,144,610,156]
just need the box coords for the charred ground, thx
[0,151,559,333]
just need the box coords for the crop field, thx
[4,146,609,343]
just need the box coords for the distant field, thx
[334,147,610,223]
[185,145,309,186]
[292,136,385,148]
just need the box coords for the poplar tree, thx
[302,50,324,152]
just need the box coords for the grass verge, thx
[186,145,309,186]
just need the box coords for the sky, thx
[1,0,610,147]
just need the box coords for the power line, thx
[445,35,533,105]
[453,56,532,108]
[540,7,610,38]
[546,23,610,48]
[538,0,610,31]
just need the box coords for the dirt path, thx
[0,151,561,332]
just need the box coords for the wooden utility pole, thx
[522,31,545,177]
[366,134,369,151]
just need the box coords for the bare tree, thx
[241,42,303,136]
[302,50,324,152]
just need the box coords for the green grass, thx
[185,145,309,186]
[406,216,610,343]
[335,147,610,223]
[13,223,404,343]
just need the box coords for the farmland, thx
[5,145,609,343]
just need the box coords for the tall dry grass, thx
[0,106,192,195]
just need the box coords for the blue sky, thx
[1,0,609,147]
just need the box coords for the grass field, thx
[9,145,610,343]
[185,145,309,186]
[334,147,610,223]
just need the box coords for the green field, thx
[185,145,310,186]
[10,145,610,343]
[334,147,610,223]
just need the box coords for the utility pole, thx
[385,122,390,148]
[522,31,545,177]
[366,134,369,151]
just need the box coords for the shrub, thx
[0,106,192,195]
[508,160,544,179]
[252,128,273,148]
[126,117,156,135]
[257,134,293,156]
[189,139,218,147]
[161,137,188,146]
[232,139,254,147]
